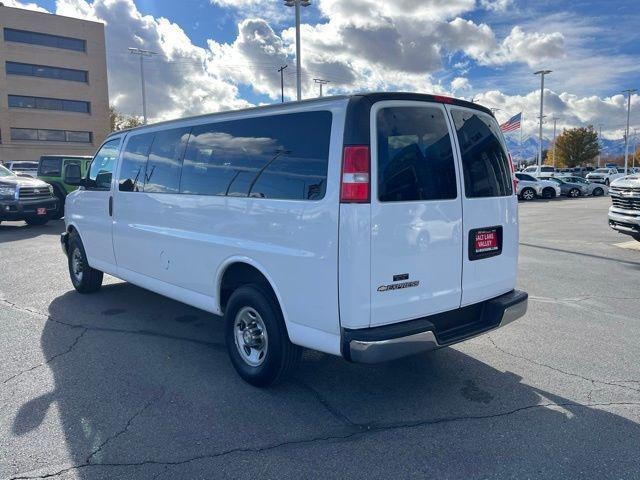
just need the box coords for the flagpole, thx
[520,113,523,167]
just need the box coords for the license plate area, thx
[469,226,502,260]
[36,208,47,216]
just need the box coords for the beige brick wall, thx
[0,5,110,163]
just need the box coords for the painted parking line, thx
[613,241,640,251]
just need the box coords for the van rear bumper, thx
[343,290,528,364]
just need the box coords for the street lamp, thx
[534,70,552,167]
[622,88,637,174]
[284,0,311,101]
[129,47,157,124]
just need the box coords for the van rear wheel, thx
[224,285,301,387]
[68,232,103,293]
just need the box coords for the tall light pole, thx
[129,47,157,124]
[313,78,329,97]
[633,128,638,169]
[551,117,559,168]
[622,88,637,174]
[534,70,552,167]
[278,65,288,103]
[597,124,603,167]
[284,0,310,101]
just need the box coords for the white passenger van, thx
[61,93,528,386]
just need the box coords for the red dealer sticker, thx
[469,226,503,260]
[475,230,498,253]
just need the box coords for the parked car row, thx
[520,165,639,185]
[515,172,607,201]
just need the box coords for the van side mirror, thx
[63,164,82,186]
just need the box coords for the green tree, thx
[554,126,600,167]
[109,105,143,132]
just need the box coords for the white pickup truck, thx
[608,174,640,241]
[586,167,625,186]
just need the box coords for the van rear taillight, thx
[341,146,370,203]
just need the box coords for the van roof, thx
[107,92,494,139]
[39,155,93,159]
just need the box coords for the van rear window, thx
[377,106,457,202]
[450,109,513,198]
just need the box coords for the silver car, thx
[555,175,608,197]
[515,172,561,200]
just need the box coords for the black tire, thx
[25,216,49,226]
[67,231,103,293]
[541,187,556,199]
[51,192,65,219]
[520,187,536,201]
[224,284,301,387]
[592,187,604,197]
[568,188,581,198]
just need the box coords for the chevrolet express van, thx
[61,93,528,386]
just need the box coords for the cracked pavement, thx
[1,196,639,479]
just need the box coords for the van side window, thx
[119,133,155,192]
[180,111,332,200]
[450,110,513,198]
[87,139,120,190]
[143,128,191,193]
[377,106,457,202]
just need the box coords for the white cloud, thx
[481,27,565,67]
[475,89,639,140]
[480,0,513,12]
[2,0,48,12]
[451,77,471,92]
[55,0,250,121]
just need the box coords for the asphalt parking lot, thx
[1,196,639,480]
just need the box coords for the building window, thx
[4,28,86,52]
[10,128,92,143]
[5,61,88,83]
[8,95,90,113]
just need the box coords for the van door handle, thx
[108,196,113,216]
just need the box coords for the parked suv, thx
[37,155,92,219]
[0,164,58,225]
[586,167,624,185]
[515,172,560,200]
[61,93,528,386]
[7,161,39,178]
[608,174,640,241]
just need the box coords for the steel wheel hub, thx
[234,306,268,367]
[71,248,83,281]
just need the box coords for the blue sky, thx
[7,0,640,139]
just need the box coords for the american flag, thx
[500,113,522,132]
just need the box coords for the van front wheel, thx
[224,285,301,387]
[67,232,103,293]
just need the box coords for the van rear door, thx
[369,101,463,327]
[447,106,518,306]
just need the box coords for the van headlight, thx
[0,186,16,199]
[48,184,54,194]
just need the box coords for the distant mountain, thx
[504,134,629,162]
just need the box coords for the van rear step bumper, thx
[343,290,528,364]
